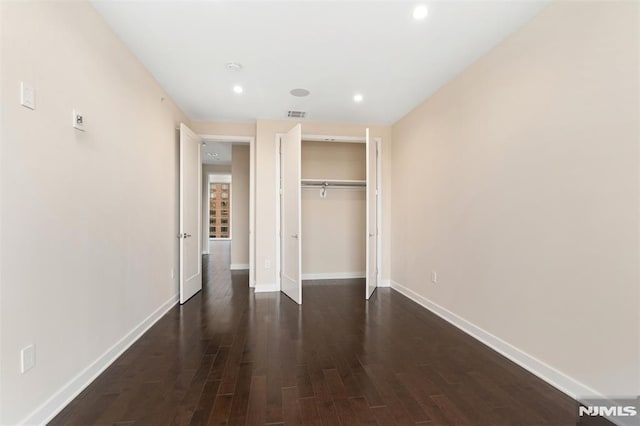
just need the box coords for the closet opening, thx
[300,141,367,282]
[275,127,381,304]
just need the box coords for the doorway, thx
[178,124,256,305]
[201,138,254,282]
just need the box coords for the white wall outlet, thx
[431,271,437,284]
[20,82,35,110]
[20,344,35,373]
[72,109,85,131]
[264,259,271,269]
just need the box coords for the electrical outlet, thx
[431,271,437,284]
[20,344,35,373]
[264,259,271,269]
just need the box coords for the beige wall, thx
[391,0,639,400]
[0,1,190,424]
[255,120,392,289]
[231,145,250,267]
[191,121,256,138]
[302,141,366,181]
[302,142,366,276]
[203,164,232,174]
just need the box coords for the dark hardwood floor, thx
[51,241,607,425]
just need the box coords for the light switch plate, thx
[21,344,35,373]
[72,109,85,131]
[20,82,35,110]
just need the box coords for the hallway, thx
[51,242,600,425]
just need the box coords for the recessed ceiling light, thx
[226,62,242,71]
[233,85,243,94]
[353,94,363,103]
[290,88,311,97]
[413,4,428,20]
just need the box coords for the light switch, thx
[20,82,35,110]
[72,109,85,131]
[20,344,35,373]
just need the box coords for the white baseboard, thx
[378,279,391,287]
[389,281,615,412]
[301,272,365,280]
[20,293,179,426]
[230,263,249,270]
[254,283,279,293]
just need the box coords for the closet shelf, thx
[301,178,366,187]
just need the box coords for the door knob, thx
[369,233,374,237]
[292,234,298,239]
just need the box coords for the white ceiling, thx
[91,0,549,125]
[202,141,232,165]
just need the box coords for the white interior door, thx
[366,128,378,299]
[179,123,202,304]
[280,124,302,304]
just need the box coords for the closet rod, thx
[300,181,366,188]
[301,185,365,189]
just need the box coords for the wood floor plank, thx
[206,394,233,426]
[226,362,253,426]
[349,396,379,425]
[282,386,302,425]
[298,397,323,426]
[324,368,360,425]
[245,375,267,426]
[189,380,221,426]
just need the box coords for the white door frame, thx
[200,134,256,288]
[275,133,382,291]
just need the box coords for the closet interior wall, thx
[301,141,366,279]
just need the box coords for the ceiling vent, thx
[287,110,306,118]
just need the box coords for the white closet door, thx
[281,124,302,304]
[179,123,203,304]
[365,128,378,299]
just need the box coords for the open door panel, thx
[280,124,302,304]
[179,123,203,304]
[366,128,378,300]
